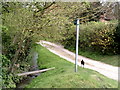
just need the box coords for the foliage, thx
[1,2,120,88]
[1,54,16,88]
[80,21,118,54]
[2,3,36,72]
[31,2,103,42]
[1,53,31,88]
[63,21,118,55]
[114,20,120,54]
[2,2,58,88]
[2,2,37,88]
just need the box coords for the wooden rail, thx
[17,67,55,76]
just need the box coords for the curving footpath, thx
[37,40,119,82]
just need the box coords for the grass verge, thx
[26,45,118,88]
[78,51,119,67]
[67,47,119,67]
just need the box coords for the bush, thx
[114,20,120,54]
[1,54,31,88]
[1,4,38,88]
[63,21,118,55]
[1,54,16,88]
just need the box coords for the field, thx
[26,45,118,88]
[67,47,119,67]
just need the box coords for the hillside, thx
[26,45,118,88]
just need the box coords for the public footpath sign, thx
[74,19,80,72]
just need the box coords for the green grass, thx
[26,45,118,88]
[66,47,119,67]
[78,51,119,67]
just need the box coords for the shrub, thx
[1,54,16,88]
[63,21,118,55]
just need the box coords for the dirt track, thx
[37,40,119,81]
